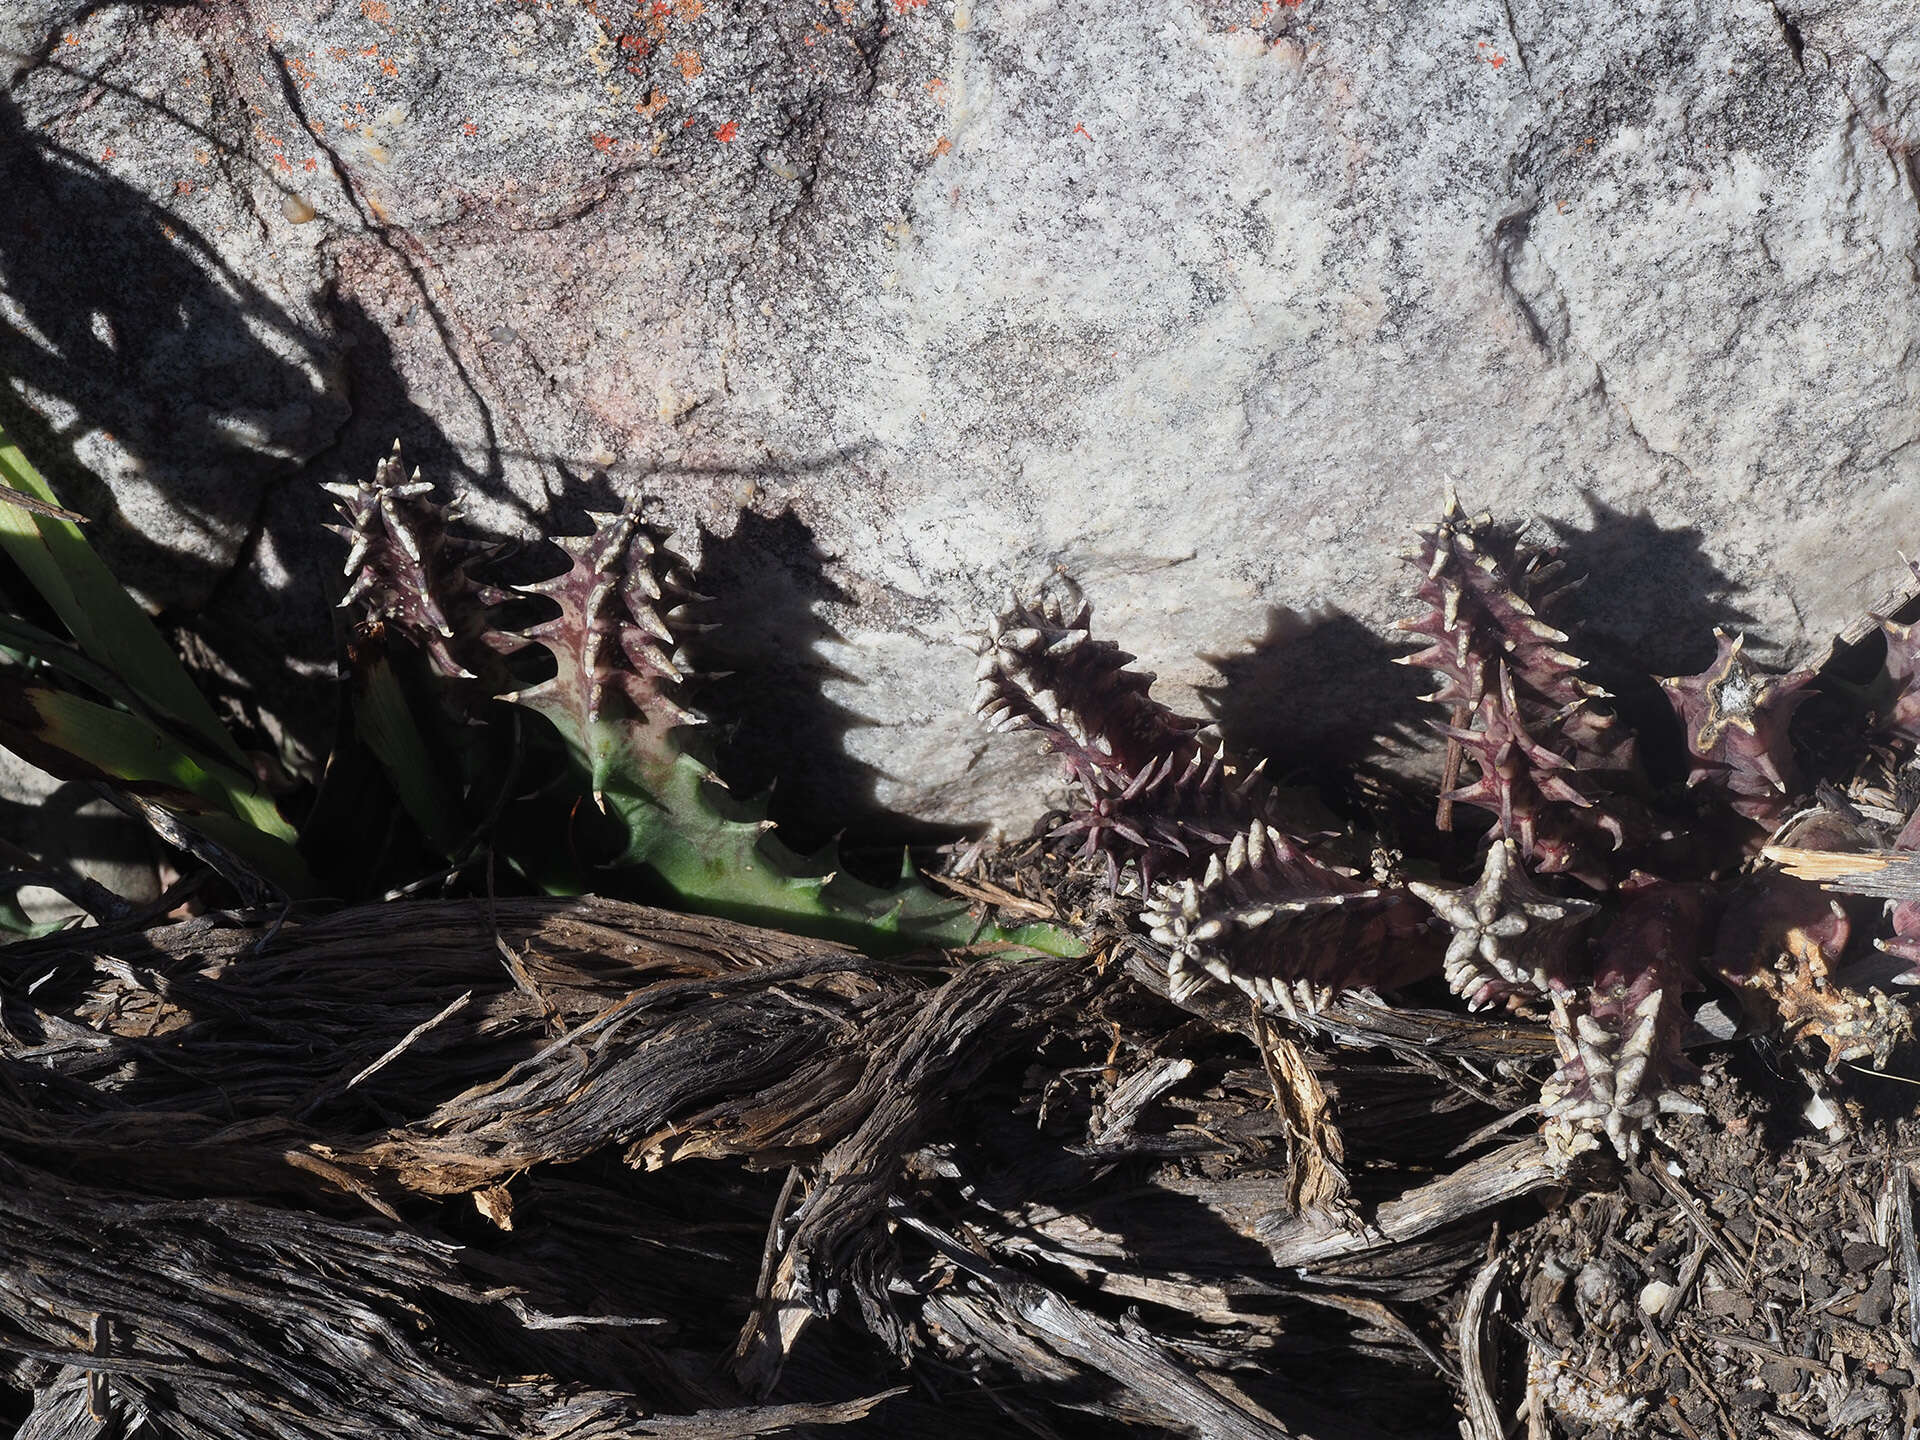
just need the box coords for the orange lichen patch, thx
[327,45,352,60]
[925,78,946,97]
[462,119,478,136]
[674,49,703,77]
[174,179,192,194]
[890,0,926,11]
[930,135,952,157]
[674,0,704,19]
[62,32,78,45]
[100,146,116,161]
[1072,122,1091,139]
[304,156,319,171]
[620,33,648,50]
[714,119,737,141]
[360,44,379,56]
[361,0,393,22]
[379,57,399,76]
[592,132,616,151]
[636,88,668,115]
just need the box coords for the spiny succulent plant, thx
[329,449,1078,957]
[1539,881,1709,1162]
[1398,489,1637,885]
[1407,839,1597,1014]
[1141,818,1431,1015]
[971,585,1279,888]
[1659,628,1816,830]
[976,491,1919,1166]
[324,443,514,698]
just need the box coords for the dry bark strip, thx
[0,896,1557,1438]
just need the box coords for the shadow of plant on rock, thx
[0,90,344,608]
[1542,492,1756,787]
[1198,604,1433,780]
[685,507,972,879]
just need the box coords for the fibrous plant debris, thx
[0,896,1560,1440]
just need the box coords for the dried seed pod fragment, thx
[1408,839,1598,1012]
[1714,873,1911,1069]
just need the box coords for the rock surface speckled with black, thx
[4,0,1919,835]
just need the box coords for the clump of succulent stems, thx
[976,488,1919,1163]
[6,423,1911,1166]
[329,444,1080,958]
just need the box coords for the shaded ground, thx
[1503,1065,1920,1440]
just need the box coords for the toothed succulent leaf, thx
[1141,820,1434,1014]
[1541,882,1709,1162]
[973,587,1277,884]
[1659,629,1814,831]
[497,501,1078,955]
[1409,839,1598,1012]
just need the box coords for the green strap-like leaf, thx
[351,648,471,859]
[0,421,249,768]
[0,683,311,893]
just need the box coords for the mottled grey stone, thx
[4,0,1920,841]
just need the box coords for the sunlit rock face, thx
[5,0,1918,833]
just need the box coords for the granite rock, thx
[4,0,1920,840]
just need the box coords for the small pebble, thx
[1637,1279,1675,1315]
[282,192,318,223]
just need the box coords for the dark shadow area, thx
[685,507,970,875]
[1543,493,1756,788]
[1198,604,1433,782]
[1543,492,1757,672]
[0,90,340,607]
